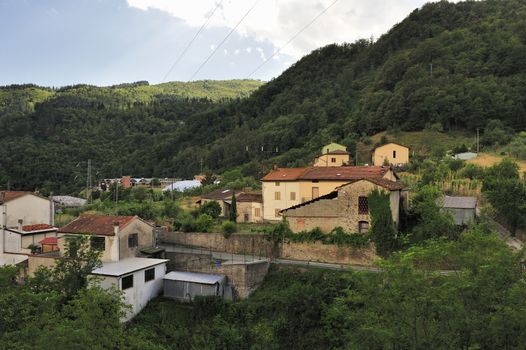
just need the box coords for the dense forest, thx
[2,0,526,194]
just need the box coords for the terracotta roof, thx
[260,167,309,181]
[58,215,136,236]
[40,237,58,245]
[200,188,236,200]
[340,178,405,191]
[0,191,29,203]
[299,166,392,181]
[22,224,56,232]
[236,192,263,203]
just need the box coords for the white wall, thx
[4,195,53,228]
[95,263,166,321]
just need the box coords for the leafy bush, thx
[195,214,214,233]
[221,221,237,238]
[200,201,221,219]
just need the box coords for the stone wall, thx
[161,231,278,257]
[27,255,57,277]
[281,242,375,266]
[162,231,376,266]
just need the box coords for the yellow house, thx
[261,166,398,222]
[313,143,351,167]
[372,142,409,166]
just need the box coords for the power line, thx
[188,0,261,81]
[161,1,224,83]
[246,0,340,79]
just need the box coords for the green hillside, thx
[2,0,526,193]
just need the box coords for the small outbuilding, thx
[163,271,226,301]
[441,196,477,225]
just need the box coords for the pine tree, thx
[229,193,237,222]
[369,188,397,257]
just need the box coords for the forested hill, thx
[2,0,526,194]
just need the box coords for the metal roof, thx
[162,180,201,192]
[90,258,168,277]
[442,196,477,209]
[164,271,226,285]
[52,195,87,207]
[453,152,478,160]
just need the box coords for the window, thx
[254,208,261,217]
[274,191,281,200]
[90,236,105,251]
[393,150,397,159]
[275,209,281,217]
[312,187,319,199]
[122,275,134,290]
[144,268,155,282]
[128,233,138,248]
[331,157,336,163]
[358,196,369,214]
[290,192,296,200]
[358,221,369,234]
[275,182,280,186]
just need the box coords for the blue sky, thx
[0,0,441,86]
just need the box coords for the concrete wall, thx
[373,143,409,166]
[3,195,53,228]
[119,219,155,259]
[27,255,57,276]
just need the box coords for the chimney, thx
[273,164,278,170]
[18,219,23,231]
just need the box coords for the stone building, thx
[281,178,405,234]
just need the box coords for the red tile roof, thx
[22,224,56,232]
[236,192,263,203]
[58,215,136,236]
[261,166,393,182]
[40,237,58,245]
[0,191,29,203]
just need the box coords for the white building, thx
[91,258,168,321]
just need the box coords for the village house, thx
[261,166,398,221]
[196,188,237,218]
[236,192,263,223]
[372,142,410,166]
[280,178,405,233]
[313,143,351,167]
[56,215,158,262]
[1,191,55,259]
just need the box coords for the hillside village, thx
[3,0,526,348]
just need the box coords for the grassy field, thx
[467,152,526,173]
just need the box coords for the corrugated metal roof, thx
[164,271,226,284]
[162,180,201,192]
[442,196,477,209]
[91,258,168,277]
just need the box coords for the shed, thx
[163,271,226,301]
[453,152,478,161]
[441,196,477,225]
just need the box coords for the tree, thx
[200,200,221,219]
[30,235,102,301]
[229,193,237,222]
[368,189,397,257]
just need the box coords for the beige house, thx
[197,189,236,217]
[261,166,398,221]
[1,191,55,256]
[236,192,263,223]
[281,178,405,233]
[57,215,157,262]
[313,142,351,167]
[373,142,409,166]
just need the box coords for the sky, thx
[0,0,444,86]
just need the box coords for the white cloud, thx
[126,0,460,60]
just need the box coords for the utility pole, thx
[200,158,203,174]
[355,150,358,166]
[86,159,92,203]
[430,63,433,76]
[476,128,480,153]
